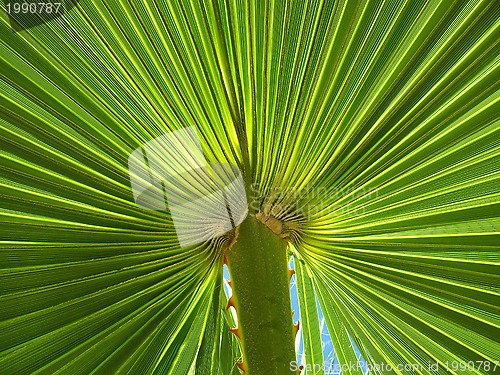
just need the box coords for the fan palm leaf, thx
[1,0,499,374]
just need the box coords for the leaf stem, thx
[226,215,296,374]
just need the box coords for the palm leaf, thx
[1,0,499,374]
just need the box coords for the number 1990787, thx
[5,2,61,14]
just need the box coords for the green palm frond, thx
[1,0,499,374]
